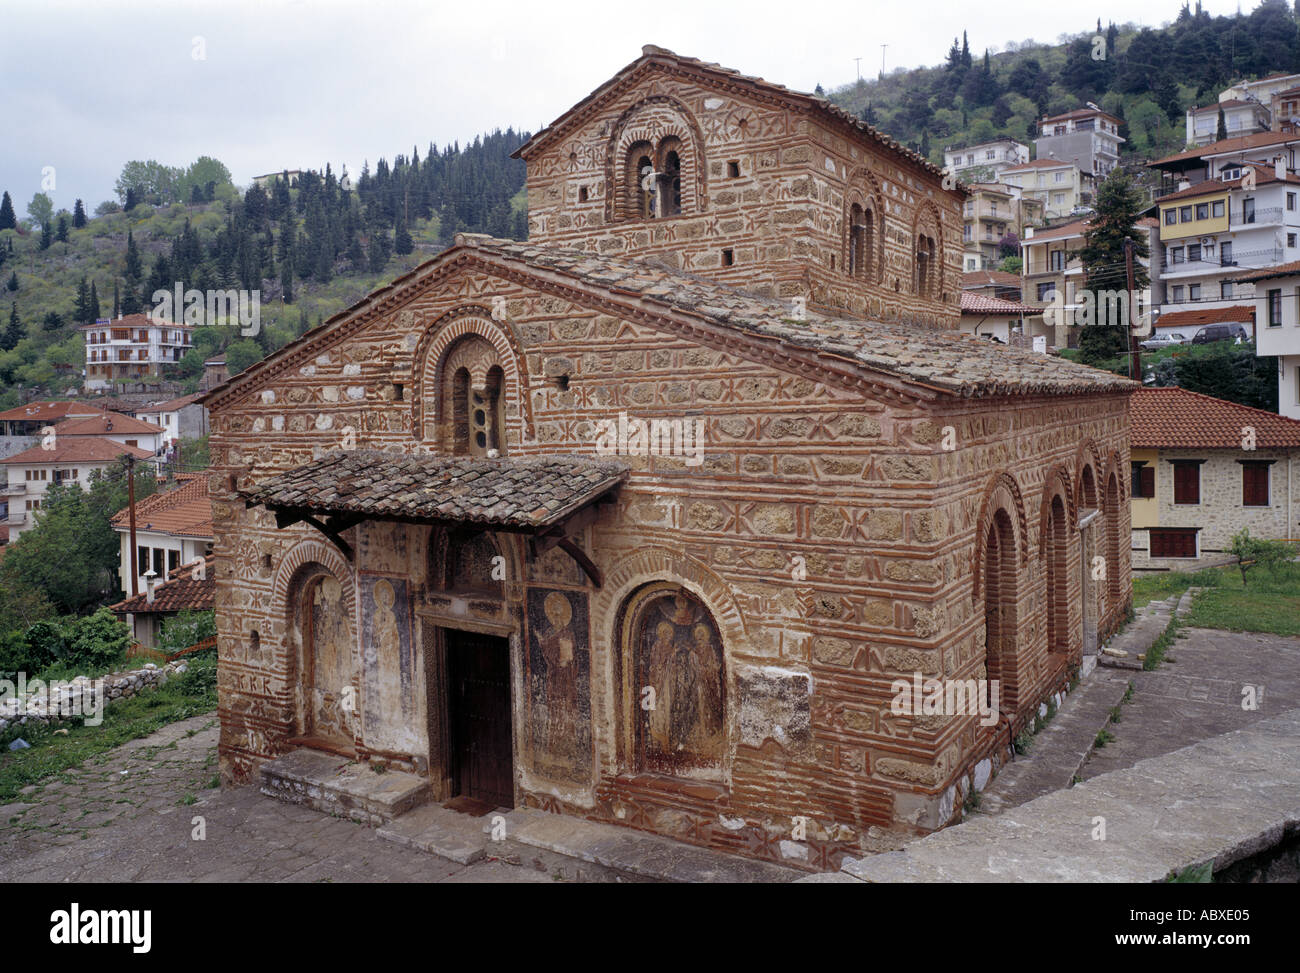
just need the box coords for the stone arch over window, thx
[982,508,1018,713]
[912,201,945,300]
[1074,439,1104,513]
[972,471,1029,604]
[605,96,706,223]
[271,539,358,752]
[619,581,726,781]
[1103,468,1122,611]
[413,309,530,448]
[1039,465,1075,660]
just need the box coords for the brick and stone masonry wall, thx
[207,257,1131,849]
[522,64,963,329]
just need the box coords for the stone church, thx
[204,46,1134,869]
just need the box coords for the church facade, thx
[204,47,1134,870]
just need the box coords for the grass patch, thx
[1094,729,1115,748]
[1144,615,1180,670]
[1132,562,1300,636]
[0,656,217,803]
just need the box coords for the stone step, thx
[376,803,493,865]
[259,748,431,827]
[496,808,802,883]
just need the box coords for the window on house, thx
[1170,246,1184,264]
[721,248,734,267]
[1050,250,1064,271]
[1054,171,1064,183]
[1212,200,1225,217]
[1196,203,1209,220]
[1188,243,1201,262]
[1221,281,1233,299]
[727,161,740,178]
[1244,198,1256,223]
[1172,461,1201,504]
[1220,241,1233,265]
[1180,206,1193,222]
[1131,462,1155,498]
[1242,463,1270,506]
[1269,288,1282,326]
[1289,192,1297,211]
[1150,528,1198,558]
[657,140,683,217]
[1165,209,1177,225]
[628,141,655,219]
[137,545,149,576]
[915,234,936,298]
[1037,282,1056,301]
[1172,285,1185,302]
[168,549,180,577]
[1290,233,1298,247]
[1189,283,1202,300]
[848,203,874,280]
[1053,192,1065,205]
[578,186,588,203]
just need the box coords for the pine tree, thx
[112,280,120,317]
[1075,169,1150,368]
[75,277,90,323]
[56,215,69,243]
[39,220,52,251]
[394,213,413,255]
[121,231,143,314]
[1217,105,1228,141]
[2,303,23,351]
[6,271,16,292]
[0,191,15,230]
[961,31,972,68]
[280,258,293,303]
[73,198,87,228]
[89,280,100,321]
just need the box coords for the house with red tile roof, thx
[0,438,154,542]
[959,291,1048,347]
[110,475,213,597]
[1129,387,1300,568]
[110,554,214,648]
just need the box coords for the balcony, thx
[1230,207,1284,227]
[1161,249,1282,279]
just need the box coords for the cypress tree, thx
[2,303,23,351]
[73,198,87,228]
[1217,105,1228,141]
[0,191,15,230]
[394,213,413,255]
[5,271,16,292]
[121,231,143,314]
[75,277,90,323]
[39,220,53,250]
[56,214,69,243]
[89,280,101,321]
[112,280,120,317]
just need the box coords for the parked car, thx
[1191,323,1249,345]
[1139,332,1189,350]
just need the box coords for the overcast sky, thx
[0,0,1253,215]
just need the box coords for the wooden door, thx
[447,631,513,809]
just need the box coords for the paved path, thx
[0,716,548,883]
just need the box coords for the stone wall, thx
[207,255,1131,857]
[0,660,190,735]
[521,61,962,328]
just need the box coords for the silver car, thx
[1139,332,1189,350]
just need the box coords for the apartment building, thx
[1185,100,1271,146]
[82,313,193,391]
[942,138,1030,184]
[1034,106,1124,179]
[1235,261,1300,421]
[1002,160,1093,220]
[960,182,1044,271]
[1152,159,1300,320]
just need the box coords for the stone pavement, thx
[831,705,1300,882]
[0,716,548,883]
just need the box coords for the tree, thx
[1074,169,1149,367]
[224,338,264,375]
[394,213,414,255]
[73,198,87,228]
[6,271,17,292]
[55,214,69,243]
[42,310,63,332]
[1216,105,1228,141]
[27,192,53,229]
[0,191,15,230]
[88,280,101,321]
[121,231,143,315]
[1,303,22,350]
[1228,528,1296,585]
[39,220,52,251]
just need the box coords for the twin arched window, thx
[626,138,683,220]
[440,334,507,457]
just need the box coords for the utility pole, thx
[127,454,139,597]
[854,57,862,82]
[1124,236,1141,380]
[880,44,888,77]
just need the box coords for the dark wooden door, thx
[447,630,513,809]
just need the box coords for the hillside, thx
[827,0,1300,172]
[0,130,529,407]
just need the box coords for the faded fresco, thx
[636,591,725,777]
[361,576,414,744]
[304,574,356,747]
[526,587,592,783]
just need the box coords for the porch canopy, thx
[240,449,629,585]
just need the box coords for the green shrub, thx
[64,608,130,669]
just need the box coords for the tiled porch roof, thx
[242,450,630,531]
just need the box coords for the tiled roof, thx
[55,413,164,437]
[148,392,205,412]
[1004,159,1079,172]
[110,476,213,538]
[513,46,947,181]
[1231,260,1300,284]
[1154,305,1256,328]
[76,396,142,415]
[0,438,153,465]
[0,401,105,423]
[1150,130,1300,168]
[1155,165,1300,204]
[242,450,631,530]
[962,270,1022,289]
[110,556,214,616]
[960,292,1037,314]
[209,234,1137,402]
[1131,387,1300,448]
[1025,218,1091,243]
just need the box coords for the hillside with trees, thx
[828,0,1300,169]
[0,129,529,407]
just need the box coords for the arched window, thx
[983,509,1017,705]
[623,136,686,221]
[293,569,356,750]
[623,585,725,779]
[916,233,936,298]
[657,138,682,217]
[627,141,655,219]
[849,203,875,280]
[438,335,507,457]
[1043,494,1070,657]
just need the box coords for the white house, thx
[1185,100,1271,147]
[110,475,213,598]
[1034,106,1125,179]
[1235,260,1300,421]
[82,313,193,391]
[942,138,1030,185]
[134,392,209,454]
